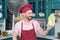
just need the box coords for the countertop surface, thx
[1,34,12,39]
[1,34,60,40]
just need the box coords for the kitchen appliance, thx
[34,18,46,37]
[55,10,60,38]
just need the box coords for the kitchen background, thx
[0,0,60,40]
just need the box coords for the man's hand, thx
[47,24,52,31]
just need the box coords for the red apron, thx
[20,22,36,40]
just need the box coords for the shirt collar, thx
[22,20,33,24]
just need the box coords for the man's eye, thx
[28,13,30,14]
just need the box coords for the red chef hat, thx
[19,4,33,13]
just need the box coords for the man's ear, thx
[22,13,25,16]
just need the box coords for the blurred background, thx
[0,0,60,40]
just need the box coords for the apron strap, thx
[32,23,35,29]
[21,22,23,30]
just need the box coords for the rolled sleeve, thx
[36,21,41,31]
[33,20,41,32]
[13,23,20,36]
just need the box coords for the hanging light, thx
[0,12,3,18]
[39,0,45,17]
[0,5,2,10]
[0,0,2,10]
[7,0,28,14]
[8,0,21,6]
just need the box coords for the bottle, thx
[0,28,1,40]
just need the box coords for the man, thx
[13,4,52,40]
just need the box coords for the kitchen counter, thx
[1,34,12,39]
[37,35,60,40]
[1,34,60,40]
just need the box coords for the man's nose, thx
[29,13,33,16]
[31,13,33,16]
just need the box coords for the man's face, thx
[23,10,33,21]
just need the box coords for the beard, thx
[27,16,32,21]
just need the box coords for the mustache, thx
[29,16,32,17]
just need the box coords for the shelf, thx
[0,0,7,20]
[28,0,46,18]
